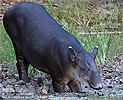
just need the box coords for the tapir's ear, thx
[91,46,98,60]
[68,46,79,64]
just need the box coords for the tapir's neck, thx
[62,31,88,55]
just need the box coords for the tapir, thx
[3,2,102,93]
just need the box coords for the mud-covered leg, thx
[10,39,29,82]
[52,79,66,93]
[16,53,29,82]
[67,79,82,93]
[7,37,29,82]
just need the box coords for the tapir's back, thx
[4,2,69,54]
[4,2,81,52]
[4,2,65,40]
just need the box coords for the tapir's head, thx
[68,46,102,90]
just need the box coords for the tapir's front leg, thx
[67,79,82,93]
[52,78,66,93]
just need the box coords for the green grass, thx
[0,26,15,62]
[0,0,122,75]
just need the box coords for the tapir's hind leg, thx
[15,49,29,82]
[3,19,29,82]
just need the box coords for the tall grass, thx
[0,0,122,74]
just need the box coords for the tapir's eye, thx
[82,68,86,72]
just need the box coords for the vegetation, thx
[0,0,122,75]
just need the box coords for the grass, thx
[0,0,122,75]
[0,26,15,62]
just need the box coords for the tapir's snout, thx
[94,82,103,89]
[88,70,102,90]
[89,82,103,90]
